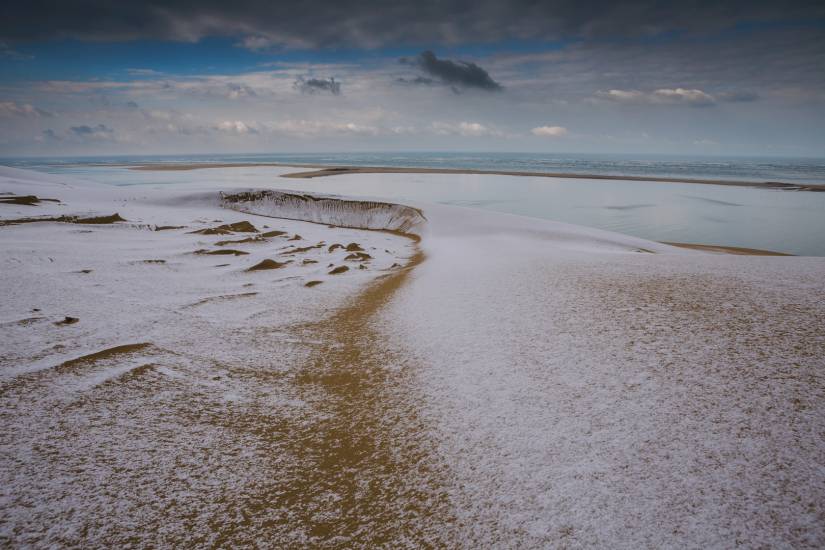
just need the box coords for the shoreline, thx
[662,242,793,256]
[126,162,825,192]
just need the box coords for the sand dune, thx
[1,166,824,547]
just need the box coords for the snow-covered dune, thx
[378,201,825,547]
[2,166,824,548]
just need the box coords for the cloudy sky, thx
[1,0,823,157]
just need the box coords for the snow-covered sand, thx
[1,166,823,547]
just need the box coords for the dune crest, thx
[220,190,426,236]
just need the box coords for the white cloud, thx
[214,120,259,134]
[594,88,716,107]
[270,120,384,137]
[0,101,53,118]
[431,121,504,137]
[531,125,568,137]
[652,88,715,106]
[595,89,647,103]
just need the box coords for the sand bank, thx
[128,161,825,192]
[663,241,793,255]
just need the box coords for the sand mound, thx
[190,220,259,235]
[220,190,426,235]
[280,244,324,255]
[304,280,323,287]
[75,213,126,224]
[0,195,61,206]
[54,316,79,326]
[195,249,249,256]
[215,236,266,246]
[345,252,372,261]
[0,213,125,226]
[54,343,153,373]
[247,259,289,271]
[329,265,349,275]
[345,243,363,252]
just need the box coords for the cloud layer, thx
[2,1,823,48]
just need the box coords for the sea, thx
[3,152,825,256]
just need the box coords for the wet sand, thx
[663,242,793,256]
[128,162,825,192]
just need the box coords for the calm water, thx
[5,151,825,184]
[4,153,825,256]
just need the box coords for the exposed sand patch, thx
[190,220,258,235]
[247,259,289,271]
[185,292,259,308]
[345,252,372,261]
[194,249,249,256]
[663,242,792,256]
[279,243,324,255]
[0,194,61,206]
[214,236,267,246]
[329,265,349,275]
[0,213,125,226]
[54,316,79,326]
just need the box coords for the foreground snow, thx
[381,204,825,547]
[1,166,824,548]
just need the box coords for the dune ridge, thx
[220,190,427,236]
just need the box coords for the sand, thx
[663,242,793,256]
[129,162,825,192]
[2,165,824,547]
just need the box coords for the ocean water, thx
[3,153,825,256]
[5,151,825,184]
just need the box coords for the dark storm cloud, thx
[396,76,437,86]
[69,124,115,139]
[2,1,823,47]
[294,76,341,95]
[400,51,502,91]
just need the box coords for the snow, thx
[378,202,825,547]
[2,166,824,548]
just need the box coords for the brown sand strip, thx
[184,292,259,308]
[0,213,125,226]
[128,162,825,192]
[194,249,249,256]
[0,195,61,206]
[0,343,155,397]
[664,242,793,256]
[268,240,459,545]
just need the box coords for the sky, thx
[0,1,824,157]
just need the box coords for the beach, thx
[128,162,825,192]
[1,165,824,547]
